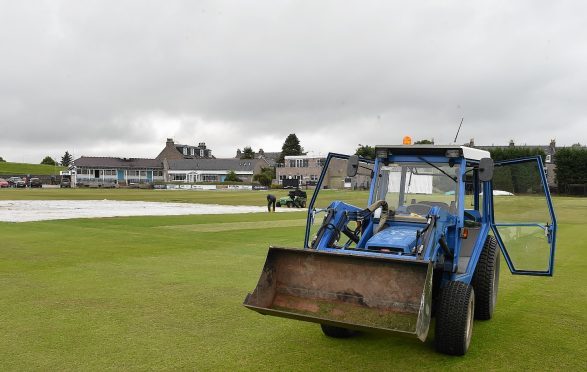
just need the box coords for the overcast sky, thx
[0,1,585,163]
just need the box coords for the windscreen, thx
[374,162,460,218]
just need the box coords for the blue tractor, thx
[244,144,556,355]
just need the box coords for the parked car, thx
[60,178,71,188]
[7,177,22,187]
[29,178,42,188]
[15,179,26,188]
[0,178,9,188]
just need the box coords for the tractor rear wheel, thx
[320,324,356,338]
[471,236,500,320]
[435,281,475,355]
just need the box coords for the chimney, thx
[550,139,556,150]
[469,138,475,147]
[509,139,515,147]
[166,138,174,145]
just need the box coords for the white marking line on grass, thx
[0,200,301,223]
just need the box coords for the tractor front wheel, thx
[435,281,475,355]
[320,324,356,338]
[471,235,500,320]
[286,201,293,208]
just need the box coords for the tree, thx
[253,167,276,187]
[490,147,546,194]
[554,147,587,194]
[61,151,73,167]
[0,156,5,162]
[355,145,375,159]
[414,139,434,144]
[240,146,255,159]
[488,147,545,162]
[278,133,304,164]
[40,156,57,166]
[224,170,242,182]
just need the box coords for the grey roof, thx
[257,151,281,160]
[168,158,257,171]
[74,157,163,169]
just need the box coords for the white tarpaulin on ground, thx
[0,200,299,223]
[388,172,433,194]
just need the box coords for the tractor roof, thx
[375,145,490,161]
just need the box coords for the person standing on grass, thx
[267,194,276,212]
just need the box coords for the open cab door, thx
[490,156,557,276]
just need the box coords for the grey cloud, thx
[0,1,585,163]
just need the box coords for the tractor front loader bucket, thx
[243,247,433,341]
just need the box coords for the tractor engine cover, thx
[365,224,421,254]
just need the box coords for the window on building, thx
[317,158,326,167]
[183,147,188,155]
[202,174,218,182]
[171,174,187,181]
[288,159,309,168]
[200,149,204,157]
[546,155,552,163]
[191,148,195,156]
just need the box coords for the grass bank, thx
[0,161,65,176]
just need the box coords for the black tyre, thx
[471,235,500,320]
[320,324,356,338]
[276,202,281,207]
[301,201,307,208]
[435,281,475,356]
[286,201,293,208]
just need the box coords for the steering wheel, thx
[365,200,395,234]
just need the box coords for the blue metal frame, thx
[304,153,374,248]
[490,156,557,276]
[303,152,557,285]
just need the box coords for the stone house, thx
[156,138,214,161]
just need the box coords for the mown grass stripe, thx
[159,219,307,233]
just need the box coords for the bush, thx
[224,170,242,182]
[555,147,587,194]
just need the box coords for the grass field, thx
[0,191,585,370]
[0,161,66,176]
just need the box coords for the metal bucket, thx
[243,247,433,341]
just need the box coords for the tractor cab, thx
[245,143,556,355]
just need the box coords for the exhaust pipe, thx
[244,247,433,341]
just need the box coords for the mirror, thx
[347,155,359,177]
[479,158,494,182]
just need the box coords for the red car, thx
[0,178,8,188]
